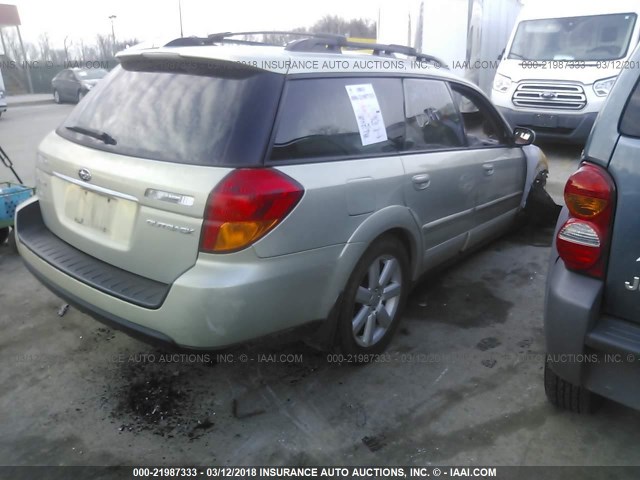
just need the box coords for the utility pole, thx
[109,15,117,55]
[178,0,184,38]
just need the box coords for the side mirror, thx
[513,127,536,146]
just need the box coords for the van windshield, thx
[508,13,637,61]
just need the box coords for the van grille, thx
[512,83,587,110]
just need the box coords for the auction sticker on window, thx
[345,84,387,146]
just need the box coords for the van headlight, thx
[493,74,512,92]
[593,76,617,97]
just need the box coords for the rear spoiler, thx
[115,50,270,77]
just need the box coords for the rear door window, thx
[270,77,405,161]
[58,60,284,166]
[620,78,640,137]
[403,78,465,151]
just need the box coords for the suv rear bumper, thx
[16,198,357,349]
[497,107,597,144]
[546,254,640,410]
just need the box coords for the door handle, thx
[482,163,495,176]
[412,173,431,190]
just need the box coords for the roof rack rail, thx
[164,36,274,47]
[285,37,448,69]
[164,31,345,48]
[163,31,448,69]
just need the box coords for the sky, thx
[3,0,389,49]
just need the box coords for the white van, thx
[0,70,6,117]
[491,0,640,144]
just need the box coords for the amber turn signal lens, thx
[214,220,277,252]
[565,193,608,219]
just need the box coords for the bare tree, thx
[95,33,112,60]
[25,43,38,62]
[310,15,375,38]
[3,29,24,63]
[261,28,308,46]
[78,39,97,62]
[38,33,53,62]
[63,35,72,62]
[114,38,139,53]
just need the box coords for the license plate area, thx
[533,114,558,128]
[73,188,116,233]
[62,183,137,245]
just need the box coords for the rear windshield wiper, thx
[66,125,117,145]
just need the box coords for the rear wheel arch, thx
[374,228,414,273]
[346,206,422,281]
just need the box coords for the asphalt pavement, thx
[1,103,637,470]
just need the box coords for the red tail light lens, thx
[200,169,304,253]
[556,163,615,277]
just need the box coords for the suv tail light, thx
[200,169,304,253]
[556,163,615,278]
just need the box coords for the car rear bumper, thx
[16,198,360,349]
[497,107,597,144]
[545,252,640,410]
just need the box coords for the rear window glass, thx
[620,78,640,138]
[58,61,284,166]
[270,78,405,161]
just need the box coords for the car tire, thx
[0,227,9,245]
[336,235,410,358]
[53,89,61,104]
[77,90,86,103]
[544,359,603,413]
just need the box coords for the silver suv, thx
[16,33,547,354]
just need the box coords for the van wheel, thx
[544,359,603,413]
[53,90,61,104]
[336,235,409,358]
[0,227,8,245]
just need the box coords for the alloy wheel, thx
[351,254,403,347]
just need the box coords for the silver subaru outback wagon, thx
[15,33,547,354]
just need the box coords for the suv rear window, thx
[58,60,284,166]
[620,78,640,138]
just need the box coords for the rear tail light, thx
[556,163,615,277]
[200,169,304,253]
